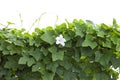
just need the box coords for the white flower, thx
[56,34,66,46]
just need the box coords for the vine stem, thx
[28,12,46,32]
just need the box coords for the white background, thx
[0,0,120,79]
[0,0,120,31]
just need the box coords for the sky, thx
[0,0,120,32]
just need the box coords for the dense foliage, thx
[0,19,120,80]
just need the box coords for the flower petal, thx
[55,34,66,46]
[63,38,66,42]
[61,42,65,46]
[56,37,59,41]
[56,41,60,44]
[59,34,63,38]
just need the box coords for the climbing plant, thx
[0,19,120,80]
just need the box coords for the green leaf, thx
[81,47,94,57]
[34,37,42,47]
[74,22,86,37]
[40,47,48,56]
[14,40,24,47]
[41,30,55,44]
[18,56,29,64]
[55,23,67,33]
[63,71,77,80]
[4,56,19,70]
[0,67,7,78]
[86,25,95,34]
[64,34,71,41]
[116,39,120,52]
[65,41,72,47]
[97,30,106,37]
[30,48,43,61]
[51,48,64,61]
[7,44,18,55]
[82,34,97,49]
[32,62,45,72]
[111,57,120,69]
[32,63,41,72]
[18,56,35,67]
[95,51,102,62]
[48,46,64,61]
[94,72,110,80]
[76,37,84,47]
[7,21,15,25]
[42,71,55,80]
[56,67,64,78]
[63,30,75,41]
[42,57,51,67]
[86,20,96,30]
[110,35,118,44]
[78,70,89,80]
[27,58,35,67]
[95,50,112,66]
[2,50,9,55]
[32,64,40,72]
[0,42,8,51]
[29,38,35,46]
[102,38,112,48]
[113,18,119,28]
[74,48,80,62]
[59,60,72,70]
[46,62,58,73]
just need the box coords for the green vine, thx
[0,19,120,80]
